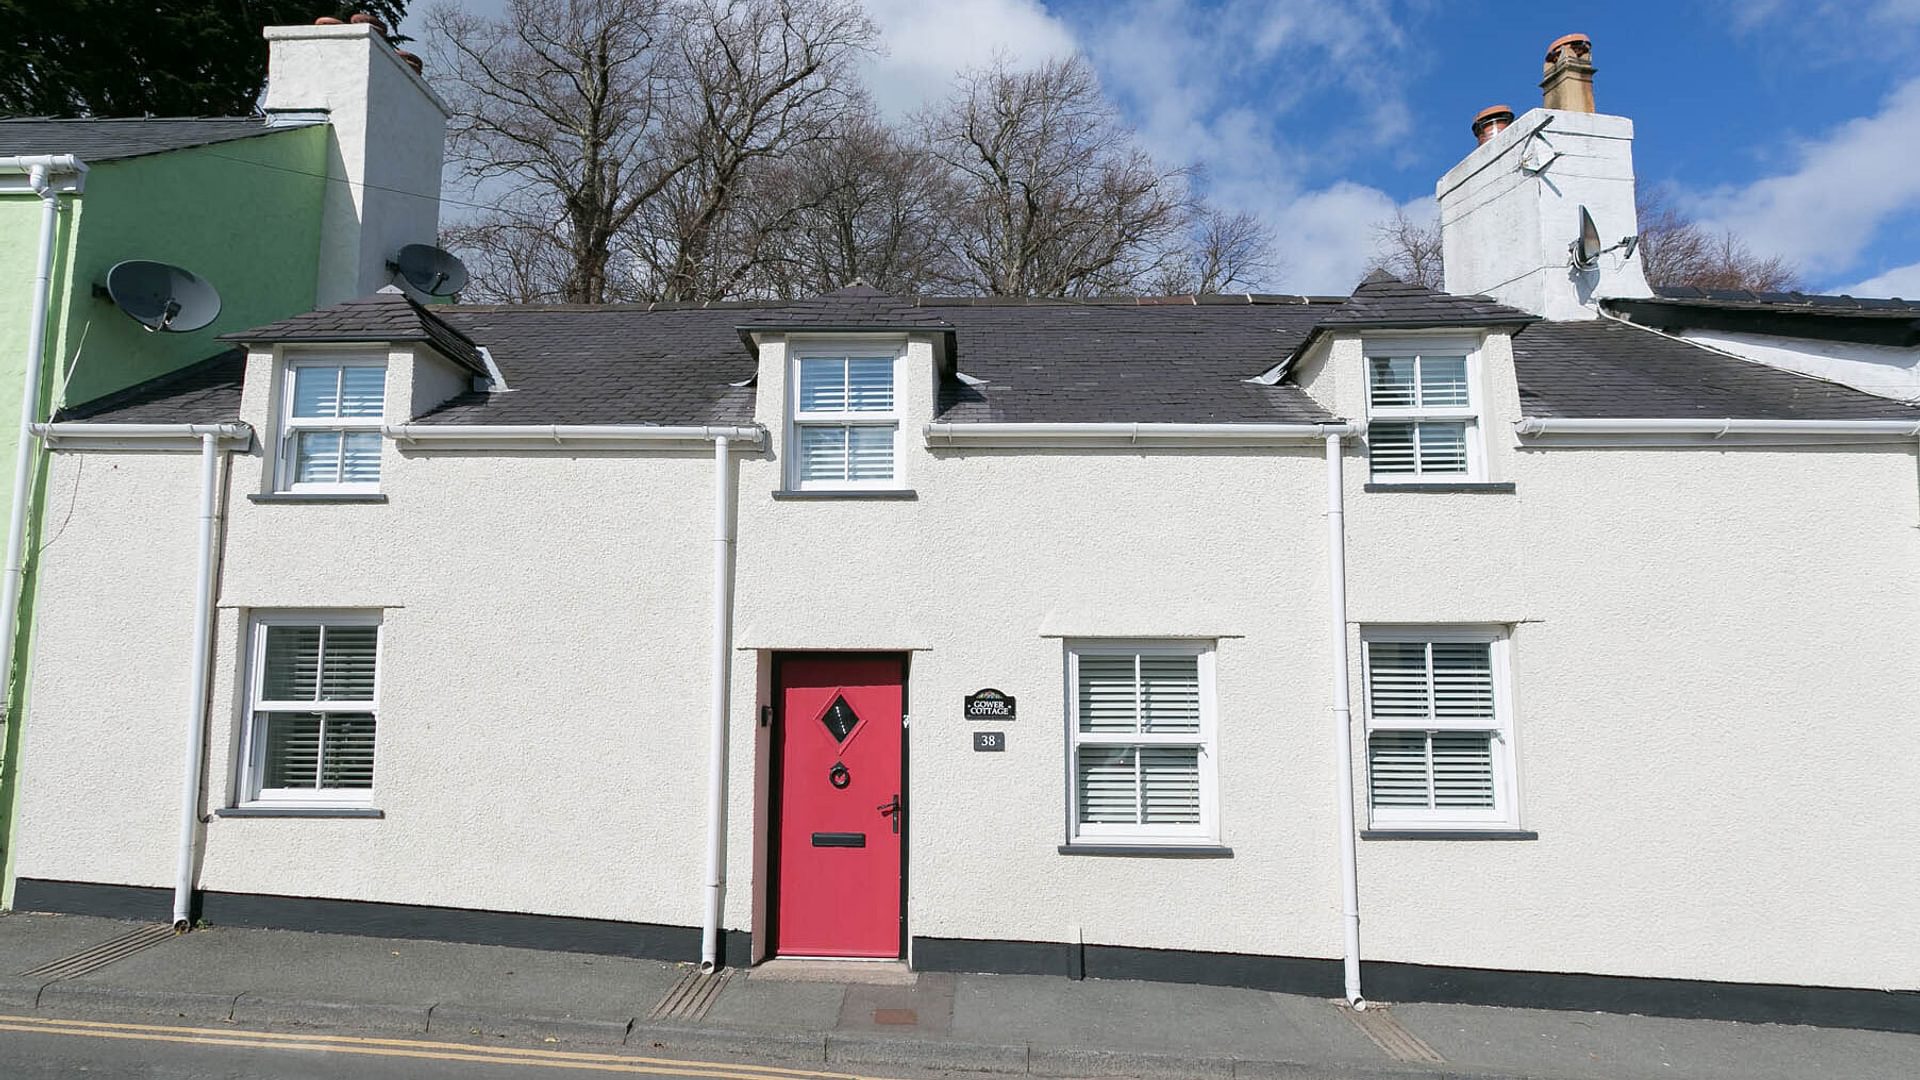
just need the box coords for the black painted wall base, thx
[13,879,754,969]
[15,880,1913,1035]
[912,936,1920,1036]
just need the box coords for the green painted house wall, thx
[0,124,329,903]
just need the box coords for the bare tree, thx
[1636,184,1799,292]
[1153,210,1278,295]
[746,114,957,296]
[1364,208,1445,290]
[428,0,689,303]
[635,0,876,301]
[429,0,873,304]
[924,57,1194,297]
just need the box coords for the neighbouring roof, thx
[54,349,245,424]
[60,279,1920,429]
[1513,319,1920,420]
[1605,286,1920,347]
[220,291,490,376]
[0,117,316,162]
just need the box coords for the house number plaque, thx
[964,688,1016,721]
[973,731,1006,752]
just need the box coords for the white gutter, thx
[1322,430,1365,1009]
[924,422,1353,447]
[700,435,739,971]
[172,432,227,928]
[0,156,87,797]
[1515,417,1920,439]
[30,422,253,450]
[382,423,765,447]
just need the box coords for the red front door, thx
[773,654,905,958]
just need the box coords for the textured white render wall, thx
[1675,329,1920,404]
[1439,108,1651,319]
[263,25,448,306]
[13,452,220,890]
[14,333,1919,989]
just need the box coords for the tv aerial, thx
[388,243,469,297]
[1570,205,1638,270]
[99,260,222,333]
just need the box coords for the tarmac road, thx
[0,1014,958,1080]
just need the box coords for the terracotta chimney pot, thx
[348,13,390,37]
[1473,104,1516,144]
[1541,33,1596,113]
[396,50,424,75]
[313,16,344,25]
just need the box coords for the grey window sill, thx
[1058,844,1233,857]
[248,493,389,504]
[215,806,385,819]
[1362,482,1517,494]
[1360,829,1537,841]
[771,489,918,501]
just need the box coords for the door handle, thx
[877,794,901,834]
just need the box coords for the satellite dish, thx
[1570,205,1603,270]
[102,260,221,333]
[389,243,469,297]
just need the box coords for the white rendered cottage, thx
[7,271,1918,1031]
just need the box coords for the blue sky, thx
[407,1,1920,296]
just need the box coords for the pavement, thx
[0,911,1914,1080]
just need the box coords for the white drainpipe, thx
[173,432,225,928]
[701,434,738,971]
[0,157,86,756]
[1322,426,1365,1008]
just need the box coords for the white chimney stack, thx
[263,21,449,306]
[1436,34,1650,321]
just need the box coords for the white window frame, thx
[238,611,383,808]
[1064,640,1219,846]
[1361,336,1486,483]
[1360,626,1518,830]
[784,340,907,492]
[275,356,388,494]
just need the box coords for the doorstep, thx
[750,958,917,985]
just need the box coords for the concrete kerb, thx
[427,1003,635,1046]
[231,992,432,1033]
[34,981,243,1022]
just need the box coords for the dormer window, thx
[787,348,903,490]
[278,358,385,493]
[1363,341,1483,482]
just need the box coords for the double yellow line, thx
[0,1013,885,1077]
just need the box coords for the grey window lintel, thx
[1360,829,1538,841]
[1362,482,1517,494]
[248,493,389,504]
[215,806,385,819]
[1057,844,1233,857]
[771,489,918,501]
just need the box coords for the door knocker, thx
[828,761,851,789]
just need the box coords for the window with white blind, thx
[277,360,386,492]
[241,615,381,806]
[1066,643,1217,845]
[1361,629,1517,829]
[787,349,902,490]
[1363,343,1482,482]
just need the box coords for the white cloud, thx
[1845,261,1920,298]
[859,0,1077,117]
[1688,77,1920,278]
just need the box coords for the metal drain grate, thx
[646,968,732,1022]
[1341,1003,1445,1065]
[19,923,177,981]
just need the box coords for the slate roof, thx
[0,117,315,162]
[738,284,954,332]
[1318,270,1538,328]
[61,283,1920,429]
[54,349,245,424]
[1512,319,1920,420]
[221,291,490,376]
